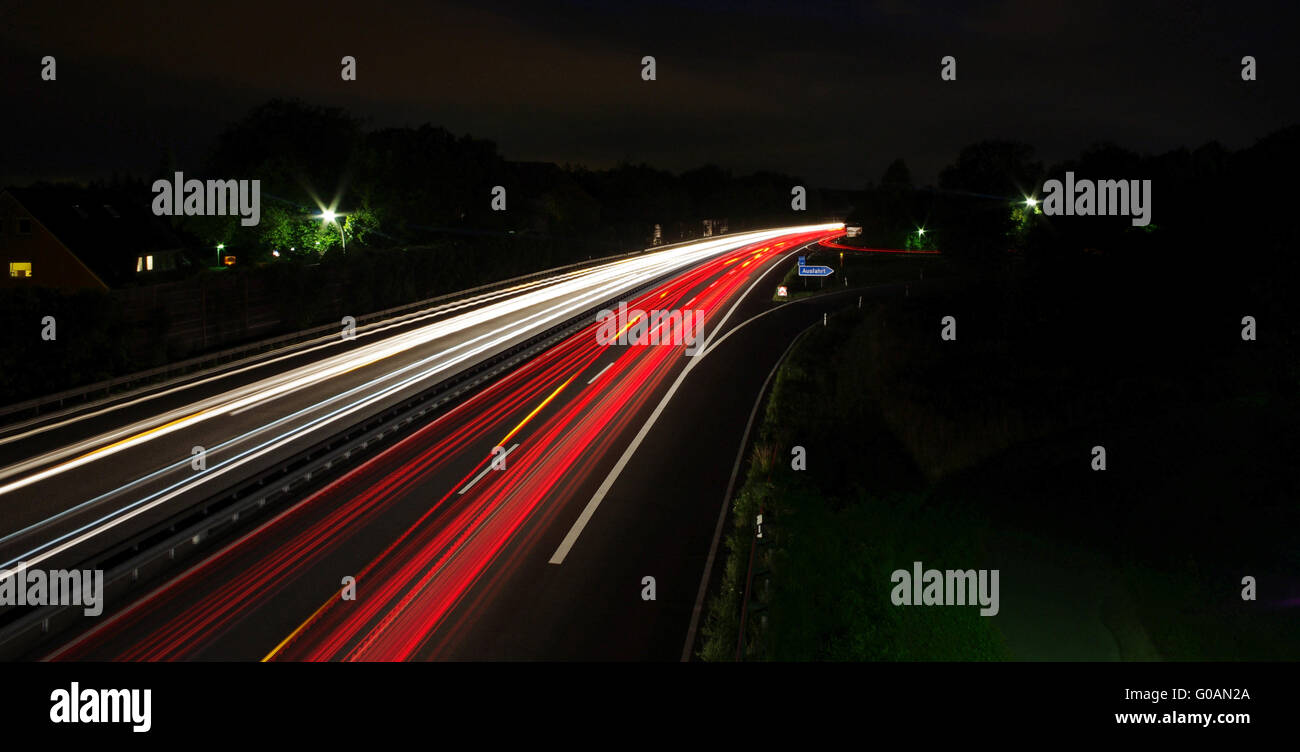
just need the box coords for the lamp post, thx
[216,243,225,267]
[316,210,346,251]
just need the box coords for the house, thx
[0,185,192,292]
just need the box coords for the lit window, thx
[146,254,154,271]
[136,256,143,273]
[9,262,32,278]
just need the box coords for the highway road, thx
[0,226,838,586]
[7,224,898,660]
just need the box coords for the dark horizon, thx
[4,0,1298,189]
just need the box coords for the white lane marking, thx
[585,362,614,385]
[680,324,811,661]
[548,241,818,564]
[458,443,519,495]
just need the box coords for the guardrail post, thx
[735,509,767,661]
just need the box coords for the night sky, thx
[3,0,1297,188]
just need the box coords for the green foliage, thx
[700,313,1007,661]
[257,205,334,258]
[342,207,380,247]
[904,228,937,251]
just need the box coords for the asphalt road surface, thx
[0,226,837,579]
[37,227,927,661]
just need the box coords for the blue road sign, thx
[797,264,834,277]
[797,256,806,267]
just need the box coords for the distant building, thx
[0,185,192,292]
[701,219,728,238]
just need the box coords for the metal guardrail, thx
[0,232,738,426]
[0,257,686,659]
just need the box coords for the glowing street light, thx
[215,243,225,267]
[315,209,346,250]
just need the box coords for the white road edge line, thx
[458,443,520,495]
[680,323,813,661]
[585,362,614,385]
[547,241,817,565]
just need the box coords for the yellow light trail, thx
[262,587,342,662]
[496,372,579,448]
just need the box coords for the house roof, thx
[5,184,188,287]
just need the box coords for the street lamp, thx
[215,243,225,267]
[315,209,346,251]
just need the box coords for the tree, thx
[879,158,915,247]
[935,141,1043,269]
[170,100,367,259]
[881,158,912,190]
